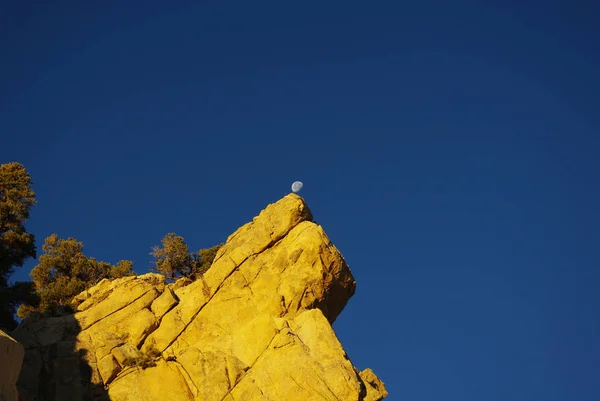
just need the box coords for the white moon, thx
[291,181,303,193]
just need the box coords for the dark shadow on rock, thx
[10,309,110,401]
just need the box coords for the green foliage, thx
[146,346,162,358]
[16,303,37,319]
[150,233,193,279]
[0,280,40,330]
[25,234,136,317]
[192,243,223,278]
[123,347,162,369]
[0,162,36,272]
[150,233,223,281]
[0,162,37,330]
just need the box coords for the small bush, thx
[122,357,136,367]
[146,347,162,358]
[123,346,162,370]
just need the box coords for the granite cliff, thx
[9,194,387,401]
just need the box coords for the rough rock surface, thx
[11,194,387,401]
[0,330,24,401]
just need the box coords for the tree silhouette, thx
[0,162,37,330]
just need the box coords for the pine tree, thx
[24,234,136,317]
[150,233,223,280]
[0,162,37,330]
[150,233,195,279]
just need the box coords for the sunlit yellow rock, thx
[360,368,389,401]
[12,194,386,401]
[107,359,195,401]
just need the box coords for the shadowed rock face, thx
[11,194,387,401]
[0,330,24,401]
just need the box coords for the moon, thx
[291,181,303,193]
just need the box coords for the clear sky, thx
[2,1,599,400]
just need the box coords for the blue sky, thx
[2,1,599,400]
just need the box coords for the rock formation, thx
[10,194,387,401]
[0,329,24,401]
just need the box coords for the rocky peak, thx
[10,194,387,401]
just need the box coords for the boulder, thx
[0,330,24,401]
[12,194,386,400]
